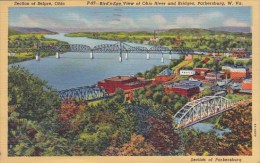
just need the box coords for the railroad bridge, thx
[173,96,234,129]
[58,85,109,102]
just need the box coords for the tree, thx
[114,88,125,103]
[103,134,156,156]
[145,89,153,99]
[58,99,86,134]
[153,92,163,103]
[161,95,171,104]
[136,72,143,77]
[183,130,219,156]
[201,87,213,96]
[146,117,180,155]
[8,66,71,156]
[223,57,234,65]
[235,60,244,66]
[8,66,60,123]
[217,106,252,155]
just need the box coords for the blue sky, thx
[9,7,251,32]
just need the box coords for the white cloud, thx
[11,14,68,28]
[136,14,167,29]
[175,12,224,28]
[10,11,249,31]
[223,18,248,27]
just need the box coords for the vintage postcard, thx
[0,0,260,163]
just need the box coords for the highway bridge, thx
[34,41,251,62]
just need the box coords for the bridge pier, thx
[161,54,164,63]
[119,55,122,62]
[146,53,150,60]
[125,52,128,60]
[35,51,40,61]
[56,52,60,59]
[169,54,172,60]
[90,51,94,59]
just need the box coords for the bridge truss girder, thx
[173,96,232,129]
[36,42,251,55]
[58,85,109,101]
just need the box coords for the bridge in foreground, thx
[173,96,235,129]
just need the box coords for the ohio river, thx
[12,33,174,90]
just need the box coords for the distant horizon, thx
[9,25,251,33]
[9,7,251,32]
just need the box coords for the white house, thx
[179,70,195,76]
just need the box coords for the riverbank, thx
[65,28,252,50]
[8,33,68,64]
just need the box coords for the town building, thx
[98,75,151,94]
[189,75,205,82]
[193,68,211,76]
[240,79,252,94]
[205,72,224,81]
[149,37,160,42]
[154,68,175,83]
[230,48,247,58]
[224,53,231,57]
[230,67,249,80]
[222,65,249,80]
[211,85,223,92]
[164,80,200,97]
[185,54,193,61]
[232,53,247,58]
[179,69,196,76]
[203,57,210,63]
[171,38,184,46]
[226,83,241,94]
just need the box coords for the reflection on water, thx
[189,123,231,136]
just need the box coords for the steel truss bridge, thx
[35,41,252,61]
[58,85,109,101]
[173,96,234,129]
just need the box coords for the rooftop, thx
[243,79,252,83]
[222,65,249,69]
[158,68,172,76]
[206,71,224,76]
[179,80,202,87]
[106,75,136,81]
[164,82,199,90]
[227,83,242,90]
[193,68,212,72]
[211,85,223,92]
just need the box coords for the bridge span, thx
[173,96,234,129]
[35,41,251,62]
[58,85,109,102]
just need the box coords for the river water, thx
[11,33,176,90]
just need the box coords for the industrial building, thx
[222,65,249,80]
[98,75,151,94]
[164,80,200,97]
